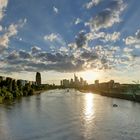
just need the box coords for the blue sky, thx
[0,0,140,84]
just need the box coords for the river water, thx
[0,89,140,140]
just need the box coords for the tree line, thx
[0,78,35,103]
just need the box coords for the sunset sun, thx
[79,70,100,84]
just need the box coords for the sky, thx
[0,0,140,85]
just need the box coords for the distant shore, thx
[80,89,140,103]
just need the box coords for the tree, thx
[131,81,140,99]
[17,80,23,91]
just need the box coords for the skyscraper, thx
[36,72,41,86]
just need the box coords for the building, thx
[61,79,70,87]
[74,74,79,84]
[60,74,88,88]
[109,80,115,89]
[60,80,63,86]
[95,80,99,88]
[36,72,41,86]
[114,83,120,88]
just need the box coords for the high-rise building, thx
[74,74,79,85]
[36,72,41,86]
[62,79,70,87]
[95,80,99,88]
[109,80,114,89]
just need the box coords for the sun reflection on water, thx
[82,93,95,138]
[84,93,95,120]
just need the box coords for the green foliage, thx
[0,78,35,102]
[17,80,22,91]
[12,80,18,91]
[28,89,34,95]
[4,91,13,100]
[0,87,13,100]
[130,81,140,99]
[22,83,35,96]
[0,96,3,104]
[131,81,140,94]
[12,90,21,98]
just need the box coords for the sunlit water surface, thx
[0,89,140,140]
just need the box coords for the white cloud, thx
[86,0,126,31]
[53,6,59,14]
[124,36,137,46]
[0,19,27,52]
[124,30,140,46]
[123,30,140,59]
[68,43,77,50]
[123,47,133,53]
[86,31,120,42]
[31,46,41,54]
[85,0,102,9]
[75,18,82,25]
[44,33,58,42]
[0,35,9,50]
[0,0,8,21]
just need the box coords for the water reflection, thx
[84,93,95,120]
[82,93,95,139]
[1,90,140,140]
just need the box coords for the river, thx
[0,89,140,140]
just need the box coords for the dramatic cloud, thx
[19,50,31,59]
[85,0,102,9]
[0,43,123,73]
[31,46,41,54]
[0,0,8,21]
[75,31,87,48]
[86,0,126,31]
[6,50,19,60]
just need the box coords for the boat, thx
[113,104,118,107]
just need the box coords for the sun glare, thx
[84,93,95,120]
[79,70,100,84]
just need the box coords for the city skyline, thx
[0,0,140,84]
[0,72,129,86]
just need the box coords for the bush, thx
[4,91,13,100]
[0,96,3,104]
[28,89,34,95]
[12,90,22,98]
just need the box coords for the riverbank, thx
[0,90,47,104]
[80,89,140,103]
[101,91,140,102]
[34,90,48,94]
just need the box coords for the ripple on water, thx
[0,89,140,140]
